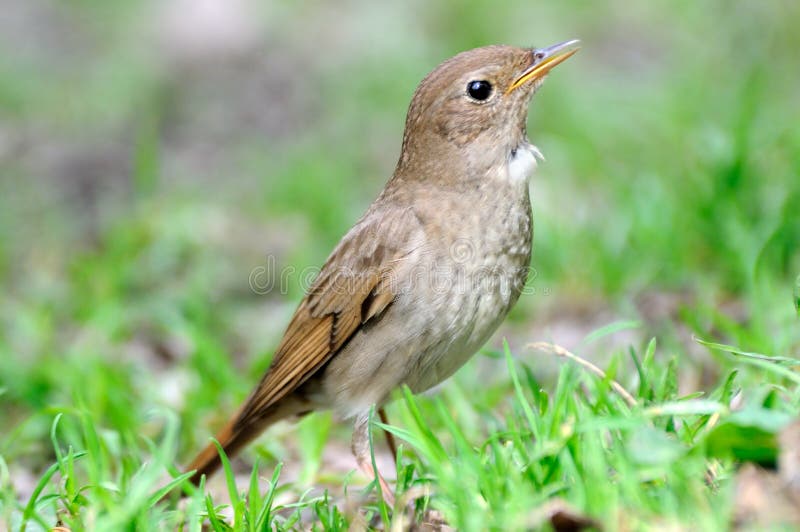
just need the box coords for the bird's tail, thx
[186,399,305,486]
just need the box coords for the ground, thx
[1,1,799,530]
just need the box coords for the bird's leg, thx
[352,412,395,507]
[378,407,399,458]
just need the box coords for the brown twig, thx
[528,341,638,408]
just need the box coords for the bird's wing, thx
[235,206,417,426]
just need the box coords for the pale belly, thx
[405,236,532,393]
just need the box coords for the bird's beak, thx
[507,39,581,94]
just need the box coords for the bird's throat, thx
[507,143,543,183]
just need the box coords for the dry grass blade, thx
[529,342,638,408]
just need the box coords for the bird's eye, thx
[466,80,493,101]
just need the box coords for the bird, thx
[186,40,580,503]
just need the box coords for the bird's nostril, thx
[534,51,546,61]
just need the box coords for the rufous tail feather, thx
[186,401,302,485]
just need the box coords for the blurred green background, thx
[1,0,799,525]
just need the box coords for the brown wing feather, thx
[186,207,419,484]
[234,212,413,429]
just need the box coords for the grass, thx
[1,0,800,530]
[4,333,798,529]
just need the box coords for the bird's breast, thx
[445,190,532,338]
[403,179,533,392]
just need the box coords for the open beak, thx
[507,39,581,94]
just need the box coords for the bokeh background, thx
[1,0,799,522]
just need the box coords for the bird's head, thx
[394,40,580,184]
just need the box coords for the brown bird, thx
[186,40,580,502]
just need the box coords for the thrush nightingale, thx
[187,40,580,502]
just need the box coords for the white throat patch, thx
[507,143,544,183]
